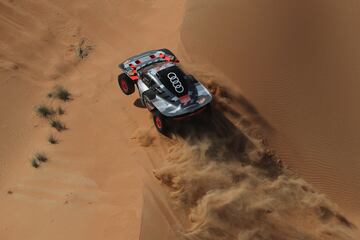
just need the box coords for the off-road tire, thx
[153,110,169,135]
[118,73,135,95]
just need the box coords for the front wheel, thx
[153,111,169,135]
[118,73,135,95]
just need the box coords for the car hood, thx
[157,66,189,98]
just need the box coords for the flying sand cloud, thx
[152,80,357,240]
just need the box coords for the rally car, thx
[117,49,212,135]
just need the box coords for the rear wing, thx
[118,49,178,80]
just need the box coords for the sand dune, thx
[180,0,360,226]
[0,0,359,239]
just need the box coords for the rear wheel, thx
[153,110,169,135]
[118,73,135,95]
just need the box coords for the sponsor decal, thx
[167,72,184,93]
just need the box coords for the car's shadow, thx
[134,98,146,108]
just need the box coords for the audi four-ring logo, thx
[167,72,184,93]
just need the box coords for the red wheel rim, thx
[155,116,162,129]
[121,79,128,92]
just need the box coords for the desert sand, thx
[0,0,359,240]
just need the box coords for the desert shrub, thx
[35,152,48,162]
[31,152,48,168]
[35,105,55,118]
[57,106,65,115]
[48,134,58,144]
[31,158,40,168]
[49,119,66,131]
[48,86,71,101]
[76,38,93,59]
